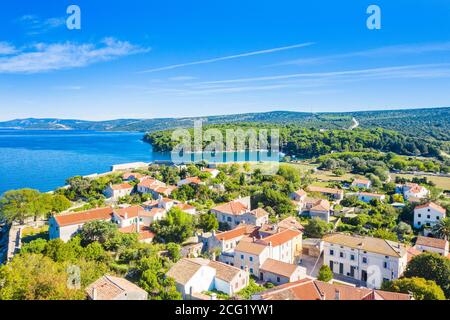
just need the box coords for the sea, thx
[0,129,280,194]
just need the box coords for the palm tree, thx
[432,217,450,240]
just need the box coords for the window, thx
[240,254,244,260]
[428,209,430,212]
[249,257,253,262]
[330,249,334,256]
[418,214,422,218]
[240,266,243,270]
[227,217,232,222]
[418,221,421,226]
[383,262,388,269]
[437,216,440,220]
[250,268,254,274]
[277,277,281,283]
[427,215,431,219]
[350,254,355,261]
[339,252,344,258]
[362,257,368,264]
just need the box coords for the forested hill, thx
[0,107,449,141]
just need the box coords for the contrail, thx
[138,42,315,73]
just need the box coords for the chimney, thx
[335,289,340,300]
[269,241,272,247]
[92,287,98,300]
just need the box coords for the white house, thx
[290,189,307,202]
[233,228,302,278]
[356,192,386,203]
[300,198,331,222]
[414,236,449,257]
[259,258,306,285]
[136,178,167,197]
[166,258,249,298]
[323,233,408,289]
[86,275,148,300]
[351,179,372,189]
[211,197,269,229]
[103,183,134,200]
[397,183,429,201]
[413,202,446,230]
[49,207,114,242]
[50,205,155,243]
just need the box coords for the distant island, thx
[0,107,449,142]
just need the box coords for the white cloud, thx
[0,38,149,74]
[0,42,18,55]
[17,14,66,35]
[194,63,450,85]
[139,42,315,73]
[168,76,197,81]
[275,42,450,66]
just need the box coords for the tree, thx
[166,243,181,263]
[317,265,333,282]
[78,220,118,246]
[0,189,41,223]
[0,254,85,300]
[151,207,194,243]
[304,218,331,238]
[432,217,450,240]
[404,253,450,298]
[198,213,219,232]
[381,277,445,300]
[332,168,345,177]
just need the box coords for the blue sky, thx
[1,0,450,120]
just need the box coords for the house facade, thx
[323,233,408,289]
[414,236,449,257]
[166,258,249,298]
[413,202,446,229]
[104,183,134,200]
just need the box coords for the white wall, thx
[414,207,445,229]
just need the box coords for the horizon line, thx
[0,106,448,123]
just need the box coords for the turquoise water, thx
[0,130,279,194]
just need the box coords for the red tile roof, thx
[54,207,114,227]
[114,206,145,220]
[415,202,446,214]
[119,224,155,241]
[215,225,258,241]
[260,259,300,278]
[257,279,412,300]
[415,236,448,250]
[212,200,249,216]
[259,228,302,247]
[110,183,133,191]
